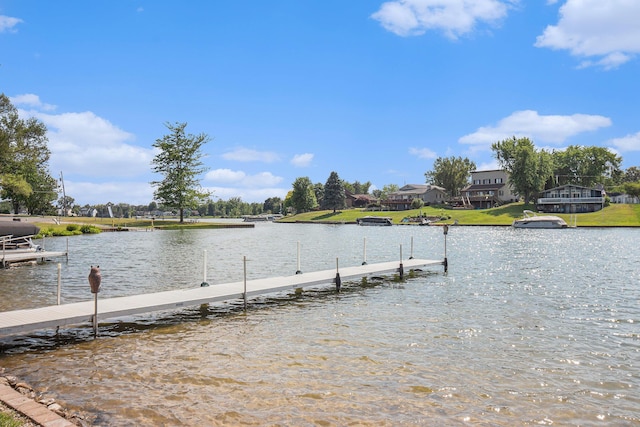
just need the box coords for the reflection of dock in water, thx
[0,258,445,336]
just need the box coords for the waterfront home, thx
[609,192,639,204]
[385,184,447,210]
[459,170,519,209]
[536,184,605,213]
[345,191,378,208]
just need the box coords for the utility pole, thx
[60,171,66,216]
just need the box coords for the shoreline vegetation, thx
[278,202,640,227]
[3,202,638,233]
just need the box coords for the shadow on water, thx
[0,270,436,355]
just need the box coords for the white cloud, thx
[459,110,612,148]
[20,109,153,178]
[608,131,640,152]
[371,0,515,39]
[222,147,280,163]
[11,94,57,111]
[535,0,640,69]
[0,15,22,33]
[206,186,289,203]
[409,147,437,159]
[65,181,154,206]
[290,153,314,167]
[205,169,283,188]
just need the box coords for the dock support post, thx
[93,293,98,336]
[201,249,209,287]
[443,225,449,273]
[409,236,414,259]
[243,256,248,311]
[335,258,341,292]
[66,237,69,262]
[57,263,61,305]
[362,237,367,265]
[295,241,302,274]
[399,245,404,280]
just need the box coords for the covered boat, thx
[356,216,393,226]
[512,210,568,229]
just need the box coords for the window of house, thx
[495,178,503,183]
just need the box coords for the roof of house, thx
[462,182,506,192]
[392,184,446,195]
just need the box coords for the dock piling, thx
[295,241,302,274]
[399,245,404,280]
[243,256,248,311]
[335,257,341,292]
[201,249,209,287]
[57,263,61,305]
[362,237,367,265]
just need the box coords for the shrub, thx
[66,224,79,232]
[80,225,102,234]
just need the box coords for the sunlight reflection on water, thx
[0,224,638,425]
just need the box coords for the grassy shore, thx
[15,202,639,234]
[25,216,252,236]
[277,202,640,227]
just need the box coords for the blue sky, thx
[2,0,639,206]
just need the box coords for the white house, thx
[460,170,518,209]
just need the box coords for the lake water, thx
[0,222,638,426]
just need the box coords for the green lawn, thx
[278,203,640,227]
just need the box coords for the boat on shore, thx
[0,222,42,252]
[512,210,568,229]
[242,214,282,222]
[356,216,393,226]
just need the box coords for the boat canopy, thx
[0,222,41,238]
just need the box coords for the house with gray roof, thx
[385,184,447,210]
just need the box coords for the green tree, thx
[263,197,282,214]
[313,182,324,207]
[425,156,476,197]
[372,184,399,201]
[290,177,317,213]
[623,182,640,200]
[552,145,622,187]
[151,122,211,222]
[492,137,553,204]
[322,171,346,213]
[622,166,640,183]
[0,94,54,214]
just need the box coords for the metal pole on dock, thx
[409,236,414,259]
[296,241,302,274]
[57,263,61,305]
[93,293,98,336]
[201,250,209,287]
[443,225,449,273]
[243,256,248,311]
[399,245,404,280]
[335,257,341,292]
[362,237,367,265]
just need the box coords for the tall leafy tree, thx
[372,183,399,201]
[623,166,640,183]
[492,137,553,204]
[151,122,211,223]
[263,197,283,214]
[0,93,55,214]
[425,156,476,197]
[290,176,317,213]
[552,145,622,187]
[322,171,346,213]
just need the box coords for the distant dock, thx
[0,258,444,337]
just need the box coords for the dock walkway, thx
[1,250,68,268]
[0,258,443,336]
